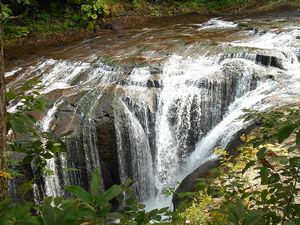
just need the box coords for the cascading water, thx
[41,101,66,197]
[114,100,155,198]
[6,12,300,209]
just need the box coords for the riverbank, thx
[3,0,300,64]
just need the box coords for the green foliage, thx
[0,200,38,225]
[198,0,250,9]
[69,0,110,27]
[132,0,144,9]
[0,169,169,225]
[5,25,30,38]
[2,0,296,39]
[174,0,203,10]
[0,4,11,22]
[16,0,37,6]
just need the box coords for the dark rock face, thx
[172,159,219,209]
[255,54,284,69]
[96,116,120,189]
[99,23,123,31]
[40,92,121,196]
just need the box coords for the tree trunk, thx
[0,22,8,199]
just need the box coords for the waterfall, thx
[41,101,65,197]
[154,55,220,194]
[6,15,300,209]
[115,100,155,199]
[154,56,261,197]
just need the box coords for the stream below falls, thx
[6,10,300,210]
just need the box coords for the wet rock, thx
[255,54,284,69]
[53,111,80,135]
[46,91,121,197]
[259,30,267,35]
[223,123,256,155]
[238,22,249,27]
[154,80,160,88]
[146,80,155,88]
[244,26,258,33]
[56,102,76,112]
[146,79,161,88]
[149,66,162,75]
[238,22,257,33]
[95,116,120,189]
[100,23,123,31]
[172,159,219,209]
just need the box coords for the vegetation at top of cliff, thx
[1,0,300,40]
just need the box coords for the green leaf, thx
[257,148,267,160]
[54,202,75,225]
[244,209,264,225]
[195,178,208,191]
[236,198,245,218]
[207,186,223,198]
[296,131,300,145]
[261,189,268,201]
[91,169,101,198]
[260,167,269,185]
[65,186,92,203]
[42,201,56,225]
[278,123,298,143]
[91,14,97,19]
[53,197,63,206]
[101,185,123,203]
[242,160,256,174]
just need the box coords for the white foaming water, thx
[42,103,59,131]
[180,35,300,206]
[186,80,277,173]
[231,29,300,53]
[42,101,65,197]
[16,58,120,95]
[4,68,22,77]
[114,100,155,199]
[154,55,220,194]
[128,67,151,86]
[195,18,238,30]
[40,60,90,93]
